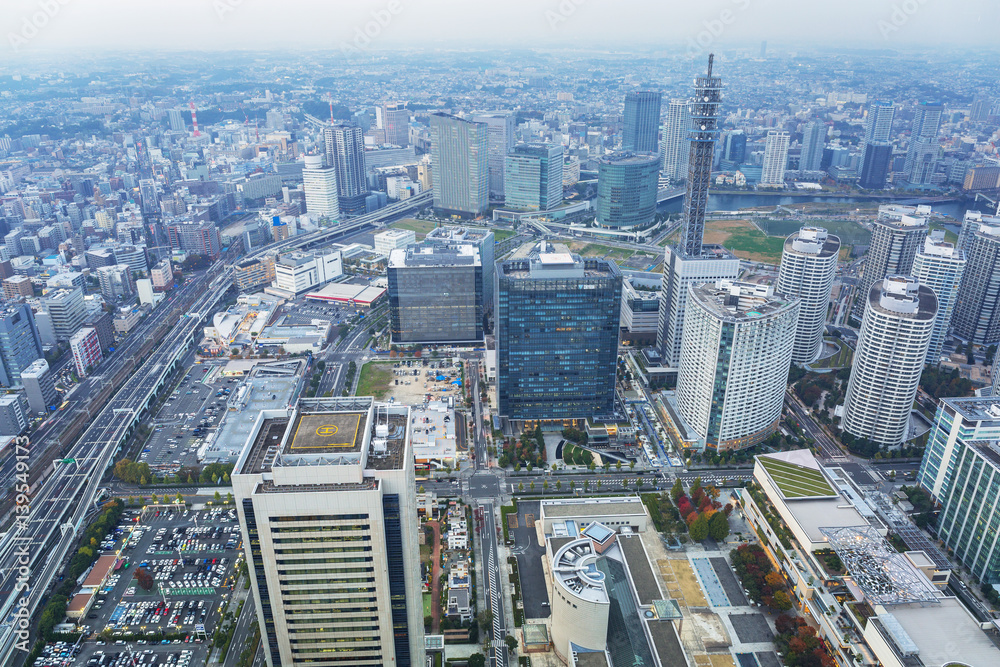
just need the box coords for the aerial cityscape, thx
[1,2,1000,667]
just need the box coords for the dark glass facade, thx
[497,256,622,421]
[387,248,484,344]
[595,152,659,230]
[622,90,661,154]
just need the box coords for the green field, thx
[423,591,432,617]
[756,218,872,246]
[355,362,393,399]
[391,218,439,239]
[492,228,516,242]
[759,456,836,498]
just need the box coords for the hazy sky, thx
[2,0,998,55]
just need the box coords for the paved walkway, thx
[429,520,443,633]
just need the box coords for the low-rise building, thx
[69,327,103,377]
[374,228,416,256]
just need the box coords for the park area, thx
[569,241,662,271]
[808,338,854,370]
[758,456,836,498]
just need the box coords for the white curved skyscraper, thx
[910,231,965,365]
[842,276,937,447]
[776,226,840,363]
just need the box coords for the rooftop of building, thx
[919,231,962,259]
[375,228,415,239]
[874,597,1000,667]
[423,225,493,243]
[597,151,659,166]
[689,280,798,323]
[786,227,841,257]
[542,497,646,519]
[388,244,480,269]
[500,251,620,280]
[552,538,609,604]
[939,396,1000,422]
[868,276,937,320]
[757,451,837,499]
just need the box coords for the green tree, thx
[709,511,730,541]
[671,478,684,502]
[542,481,549,493]
[176,493,184,504]
[504,634,518,653]
[615,461,622,471]
[467,655,486,667]
[214,491,222,503]
[771,589,792,611]
[529,482,536,493]
[518,482,524,492]
[689,514,710,542]
[555,480,562,492]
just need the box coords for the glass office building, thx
[496,252,622,422]
[595,152,659,230]
[387,245,484,344]
[504,142,564,212]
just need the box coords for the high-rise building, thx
[167,108,185,132]
[911,231,966,364]
[0,394,29,437]
[96,264,136,301]
[150,258,173,290]
[799,122,826,172]
[504,143,564,212]
[957,210,1000,254]
[3,275,33,300]
[473,111,516,201]
[595,152,659,229]
[423,226,495,308]
[842,276,937,446]
[0,304,43,388]
[953,222,1000,345]
[233,396,424,667]
[852,206,928,320]
[69,326,103,378]
[681,54,722,257]
[323,124,368,215]
[302,155,340,219]
[388,245,483,344]
[496,252,622,422]
[760,131,790,186]
[859,99,895,170]
[660,100,691,181]
[970,95,993,122]
[917,396,1000,502]
[42,287,86,342]
[903,102,944,184]
[776,227,840,363]
[272,250,343,296]
[619,278,660,346]
[858,141,893,189]
[381,101,410,147]
[724,130,747,164]
[20,357,56,414]
[166,221,222,260]
[676,280,799,452]
[622,91,662,154]
[429,113,488,218]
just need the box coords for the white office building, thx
[272,250,343,296]
[302,155,340,219]
[676,280,799,451]
[374,228,416,256]
[760,130,790,186]
[843,276,937,446]
[656,246,741,367]
[659,99,691,182]
[911,231,966,365]
[776,227,840,363]
[233,396,423,667]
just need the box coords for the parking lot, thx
[82,506,243,645]
[74,644,205,667]
[140,358,235,472]
[277,292,366,328]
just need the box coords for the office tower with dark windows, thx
[473,111,516,201]
[859,99,895,169]
[676,281,799,452]
[496,252,622,422]
[852,205,928,319]
[233,396,423,667]
[724,129,746,164]
[953,222,1000,346]
[429,113,488,217]
[423,226,495,309]
[911,231,966,364]
[380,101,410,147]
[622,90,662,154]
[595,152,659,229]
[799,122,826,172]
[387,245,484,344]
[0,304,43,388]
[657,55,741,368]
[776,227,840,363]
[843,276,937,446]
[323,124,369,216]
[858,141,893,189]
[504,142,564,212]
[660,100,691,181]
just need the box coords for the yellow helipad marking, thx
[316,425,340,436]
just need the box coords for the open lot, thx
[360,357,465,406]
[703,220,785,265]
[657,557,709,608]
[140,357,234,473]
[391,218,438,239]
[81,506,242,647]
[758,457,835,498]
